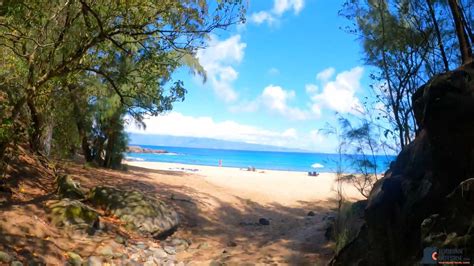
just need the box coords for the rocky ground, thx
[0,148,338,265]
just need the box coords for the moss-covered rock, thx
[66,251,82,266]
[56,175,86,200]
[88,186,179,238]
[48,198,99,229]
[0,251,11,263]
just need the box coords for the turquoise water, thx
[126,145,396,173]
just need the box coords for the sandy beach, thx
[121,161,363,264]
[125,161,362,205]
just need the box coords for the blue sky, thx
[127,0,376,153]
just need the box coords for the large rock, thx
[87,186,179,238]
[421,178,474,254]
[56,175,86,200]
[331,66,474,265]
[48,198,100,229]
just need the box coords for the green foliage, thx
[0,0,246,169]
[340,0,472,151]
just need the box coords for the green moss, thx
[48,199,99,228]
[55,175,86,200]
[88,186,179,237]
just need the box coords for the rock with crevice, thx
[87,186,179,238]
[331,66,474,265]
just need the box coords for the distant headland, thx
[126,145,168,154]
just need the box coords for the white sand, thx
[124,161,362,205]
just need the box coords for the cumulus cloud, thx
[316,67,335,82]
[196,34,247,102]
[231,85,316,120]
[126,112,302,148]
[305,84,318,94]
[250,0,305,25]
[232,67,364,119]
[308,66,364,115]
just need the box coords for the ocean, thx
[126,145,396,173]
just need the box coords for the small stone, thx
[148,247,168,259]
[136,242,147,250]
[168,238,189,252]
[130,253,142,262]
[197,242,209,249]
[86,256,102,266]
[226,241,237,247]
[143,259,157,266]
[0,251,11,263]
[258,218,270,225]
[163,246,176,255]
[115,236,126,245]
[307,211,316,216]
[66,251,82,266]
[98,245,114,258]
[11,261,23,266]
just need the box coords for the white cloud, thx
[305,84,318,94]
[316,67,335,82]
[231,85,316,120]
[251,11,276,25]
[196,34,247,102]
[232,67,364,120]
[267,67,280,76]
[250,0,305,25]
[274,0,304,15]
[308,66,364,115]
[282,128,298,138]
[126,112,303,148]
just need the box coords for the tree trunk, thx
[426,0,449,71]
[27,95,50,155]
[448,0,473,64]
[67,85,93,161]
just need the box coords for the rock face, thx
[127,146,168,154]
[332,66,474,265]
[88,186,179,238]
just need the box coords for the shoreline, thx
[124,158,329,174]
[124,160,363,205]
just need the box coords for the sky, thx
[127,0,375,153]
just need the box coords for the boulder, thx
[331,66,474,265]
[48,198,100,229]
[87,186,179,238]
[56,175,86,200]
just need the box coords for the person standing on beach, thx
[219,159,222,167]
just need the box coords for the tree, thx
[341,0,473,152]
[0,0,245,155]
[448,0,473,64]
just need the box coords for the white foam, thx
[125,156,145,161]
